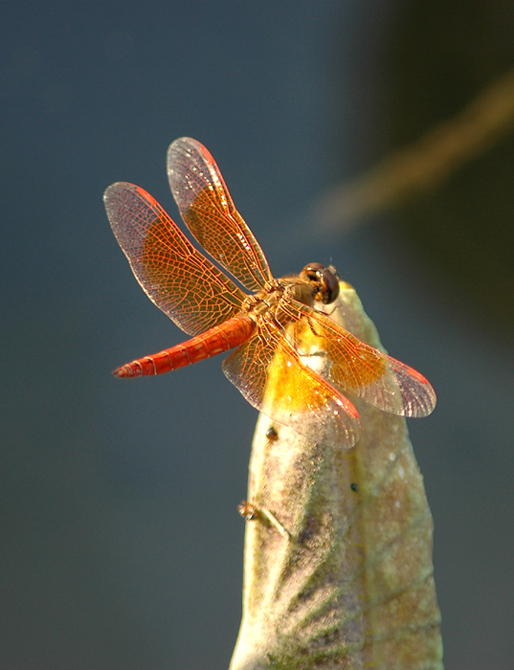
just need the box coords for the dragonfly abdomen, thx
[113,315,255,378]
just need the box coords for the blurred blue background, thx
[2,2,513,669]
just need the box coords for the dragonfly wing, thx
[222,327,361,449]
[282,300,437,418]
[104,182,246,337]
[167,137,272,292]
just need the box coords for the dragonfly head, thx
[300,263,340,305]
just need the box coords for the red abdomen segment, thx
[114,315,255,378]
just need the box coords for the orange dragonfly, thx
[105,137,436,448]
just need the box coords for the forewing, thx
[167,137,272,292]
[104,182,246,337]
[283,301,437,417]
[222,327,361,449]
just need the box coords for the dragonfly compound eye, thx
[301,263,340,305]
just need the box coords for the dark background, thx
[2,2,513,669]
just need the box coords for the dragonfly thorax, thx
[242,264,341,329]
[243,279,288,318]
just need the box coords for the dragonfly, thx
[105,137,436,448]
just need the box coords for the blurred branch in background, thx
[318,67,514,232]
